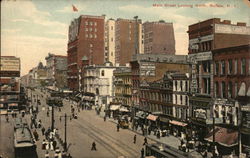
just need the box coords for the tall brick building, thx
[143,21,175,54]
[188,18,250,144]
[67,15,105,91]
[115,18,143,65]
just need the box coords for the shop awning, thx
[9,103,18,107]
[136,111,147,119]
[159,117,170,123]
[110,105,120,111]
[119,107,129,112]
[146,114,158,121]
[204,126,238,147]
[169,120,187,127]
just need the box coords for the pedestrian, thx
[91,141,97,151]
[33,129,39,141]
[104,116,106,122]
[45,151,49,158]
[47,111,49,117]
[45,140,50,150]
[133,135,137,144]
[6,115,9,122]
[117,124,120,132]
[141,147,144,158]
[42,139,46,150]
[53,139,57,150]
[143,137,148,145]
[50,141,54,151]
[42,126,45,135]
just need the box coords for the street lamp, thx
[60,113,72,152]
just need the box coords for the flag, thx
[72,5,78,12]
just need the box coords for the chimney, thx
[222,20,231,25]
[237,22,246,26]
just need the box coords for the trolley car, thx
[145,143,188,158]
[14,118,37,158]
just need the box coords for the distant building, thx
[27,62,47,88]
[115,18,143,65]
[113,66,132,110]
[0,56,21,109]
[105,19,116,65]
[143,21,175,54]
[45,53,67,89]
[82,62,121,108]
[67,15,105,91]
[130,54,189,111]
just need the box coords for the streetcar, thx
[145,143,188,158]
[14,119,37,158]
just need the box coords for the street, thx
[17,88,154,158]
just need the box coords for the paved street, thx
[24,88,155,158]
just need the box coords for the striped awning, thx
[169,120,187,127]
[146,114,158,121]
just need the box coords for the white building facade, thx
[83,62,120,108]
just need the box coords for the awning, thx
[9,103,18,107]
[119,107,129,112]
[147,114,158,121]
[136,111,147,119]
[204,126,238,147]
[169,120,187,127]
[110,105,120,111]
[159,117,170,123]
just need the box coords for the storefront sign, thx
[206,118,223,124]
[215,24,250,35]
[0,57,20,71]
[140,62,155,76]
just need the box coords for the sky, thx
[1,0,249,76]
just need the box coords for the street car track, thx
[73,118,139,158]
[73,119,127,157]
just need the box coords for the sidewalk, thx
[97,109,241,158]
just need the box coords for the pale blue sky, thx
[1,0,249,75]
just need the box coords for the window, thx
[221,82,226,98]
[228,82,232,98]
[90,44,93,47]
[228,59,233,75]
[94,28,97,32]
[234,82,238,98]
[234,59,238,75]
[85,34,88,38]
[101,70,104,76]
[111,52,113,56]
[89,34,93,38]
[85,28,88,31]
[111,38,113,42]
[180,81,183,91]
[214,82,219,98]
[111,26,113,30]
[180,95,182,105]
[186,96,188,105]
[94,22,97,26]
[215,62,219,75]
[248,59,250,75]
[94,34,97,38]
[241,58,246,75]
[185,81,188,92]
[221,61,225,75]
[89,28,92,31]
[90,22,93,26]
[85,21,88,25]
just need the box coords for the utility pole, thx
[51,101,55,131]
[60,113,71,152]
[212,116,215,158]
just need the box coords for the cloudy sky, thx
[1,0,249,75]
